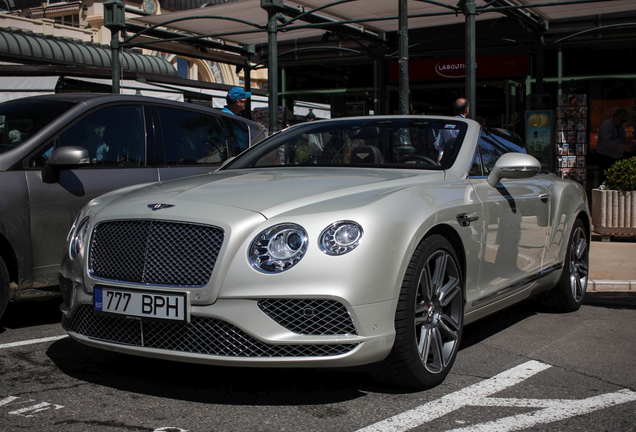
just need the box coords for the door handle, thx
[539,193,549,203]
[457,213,479,227]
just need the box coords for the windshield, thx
[0,99,76,154]
[224,117,468,170]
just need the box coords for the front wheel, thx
[378,235,464,389]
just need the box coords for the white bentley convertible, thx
[60,116,590,389]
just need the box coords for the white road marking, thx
[154,428,188,432]
[0,396,20,406]
[0,335,67,350]
[8,401,64,417]
[2,397,64,417]
[357,361,549,432]
[447,389,636,432]
[356,360,636,432]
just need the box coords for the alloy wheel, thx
[414,249,463,374]
[568,225,589,302]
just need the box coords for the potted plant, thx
[592,156,636,236]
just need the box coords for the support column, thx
[464,0,476,119]
[398,0,409,115]
[375,55,386,115]
[535,39,545,95]
[266,10,279,134]
[244,61,252,120]
[111,31,120,94]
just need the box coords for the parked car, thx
[59,115,590,389]
[0,93,266,320]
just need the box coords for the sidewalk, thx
[585,235,636,308]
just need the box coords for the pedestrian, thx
[435,98,470,162]
[222,87,251,116]
[596,108,633,185]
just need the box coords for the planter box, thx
[592,189,636,236]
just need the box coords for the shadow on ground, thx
[45,299,547,405]
[0,297,63,332]
[47,336,378,405]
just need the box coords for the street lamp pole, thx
[103,0,126,94]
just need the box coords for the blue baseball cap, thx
[227,87,252,102]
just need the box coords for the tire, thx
[0,257,10,321]
[378,234,464,389]
[540,219,589,312]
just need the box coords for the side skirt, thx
[464,264,563,325]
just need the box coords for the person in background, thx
[435,98,470,161]
[95,126,109,162]
[475,116,486,127]
[223,87,252,116]
[596,108,633,185]
[8,129,21,145]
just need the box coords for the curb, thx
[585,279,636,308]
[588,279,636,292]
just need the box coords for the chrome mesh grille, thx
[89,220,224,286]
[258,299,357,335]
[63,304,358,357]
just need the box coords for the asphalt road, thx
[1,297,635,432]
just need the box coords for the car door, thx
[25,104,159,286]
[469,129,551,304]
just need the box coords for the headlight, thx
[319,221,363,255]
[67,213,81,242]
[249,223,308,273]
[69,217,90,260]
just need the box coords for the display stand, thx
[556,93,588,189]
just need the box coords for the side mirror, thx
[42,146,91,184]
[47,146,91,167]
[487,153,541,188]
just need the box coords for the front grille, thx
[258,299,357,335]
[63,304,358,358]
[89,220,224,286]
[59,276,74,307]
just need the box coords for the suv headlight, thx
[69,217,90,260]
[249,223,308,273]
[319,221,363,255]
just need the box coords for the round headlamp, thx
[249,223,308,273]
[69,217,90,260]
[319,221,363,255]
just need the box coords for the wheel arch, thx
[422,223,467,296]
[575,209,592,240]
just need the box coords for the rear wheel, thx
[0,257,10,321]
[378,235,464,389]
[541,219,589,312]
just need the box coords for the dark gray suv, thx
[0,93,265,319]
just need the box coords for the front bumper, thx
[61,280,397,368]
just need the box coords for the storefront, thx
[525,45,636,191]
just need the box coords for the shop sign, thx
[389,54,528,81]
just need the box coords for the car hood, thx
[99,168,444,219]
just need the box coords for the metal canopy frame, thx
[106,0,633,132]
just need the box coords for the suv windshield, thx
[224,117,468,170]
[0,99,76,153]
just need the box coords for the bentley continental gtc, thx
[59,116,590,389]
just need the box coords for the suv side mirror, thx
[487,153,541,188]
[47,146,91,167]
[42,146,91,184]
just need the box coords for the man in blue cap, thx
[223,87,252,116]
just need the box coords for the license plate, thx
[94,287,189,323]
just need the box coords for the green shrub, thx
[605,156,636,191]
